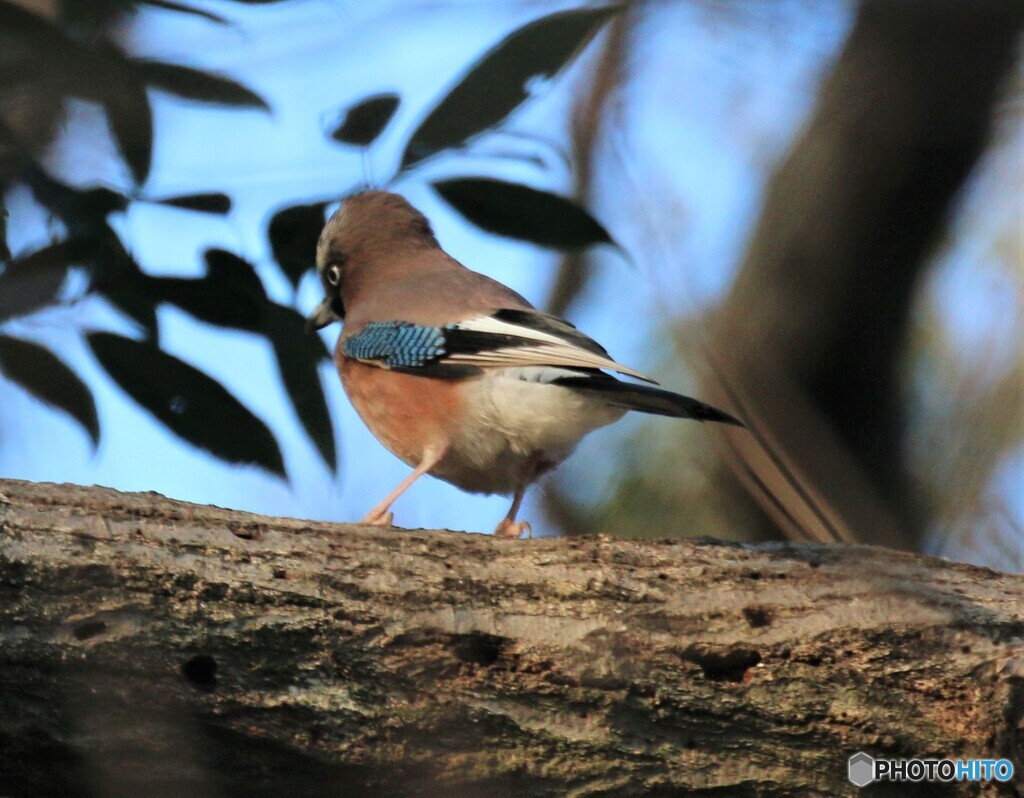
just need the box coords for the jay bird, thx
[306,191,742,538]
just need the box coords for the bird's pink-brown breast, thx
[336,347,466,469]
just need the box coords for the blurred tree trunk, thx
[0,0,63,185]
[709,1,1024,549]
[2,478,1023,798]
[8,0,57,15]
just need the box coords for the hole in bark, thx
[742,606,772,628]
[272,567,287,579]
[181,654,218,689]
[744,570,762,580]
[681,645,761,683]
[961,645,971,654]
[230,524,263,541]
[73,620,107,640]
[545,672,580,688]
[451,633,506,666]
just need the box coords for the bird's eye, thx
[326,264,341,286]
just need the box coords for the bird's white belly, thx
[432,369,625,495]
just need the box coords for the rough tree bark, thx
[1,478,1022,798]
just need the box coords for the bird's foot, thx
[493,519,532,539]
[362,508,394,527]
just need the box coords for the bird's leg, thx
[494,456,542,539]
[362,446,445,527]
[493,484,531,539]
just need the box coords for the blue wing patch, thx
[343,321,447,369]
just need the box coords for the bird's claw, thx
[493,519,531,539]
[362,508,394,527]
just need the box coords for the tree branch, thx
[1,478,1022,797]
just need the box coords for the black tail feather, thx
[553,375,744,427]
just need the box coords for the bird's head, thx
[306,190,438,332]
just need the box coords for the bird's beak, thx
[305,298,341,333]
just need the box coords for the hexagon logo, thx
[848,752,875,787]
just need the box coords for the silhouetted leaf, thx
[144,249,266,332]
[154,193,232,214]
[0,7,153,183]
[13,237,106,271]
[22,168,129,233]
[203,249,267,302]
[0,335,99,445]
[88,332,285,476]
[99,68,154,185]
[86,236,161,337]
[146,276,258,332]
[60,0,139,30]
[140,0,230,23]
[264,304,335,472]
[0,6,140,181]
[0,238,107,323]
[103,280,159,337]
[329,93,400,147]
[402,5,619,168]
[268,202,328,288]
[105,248,332,468]
[134,60,270,109]
[1,6,260,187]
[433,178,614,250]
[0,3,85,83]
[0,259,62,324]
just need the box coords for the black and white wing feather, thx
[342,307,655,382]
